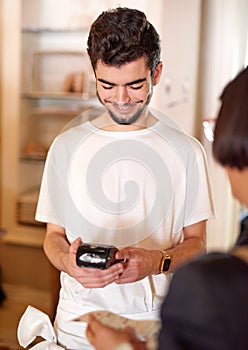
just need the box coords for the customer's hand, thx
[86,314,147,350]
[67,238,124,288]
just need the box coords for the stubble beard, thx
[96,90,153,126]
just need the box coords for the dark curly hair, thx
[213,67,248,170]
[87,7,161,77]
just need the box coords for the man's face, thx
[95,57,162,125]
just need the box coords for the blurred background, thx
[0,0,248,348]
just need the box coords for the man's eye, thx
[130,85,143,90]
[102,85,113,90]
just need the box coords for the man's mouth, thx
[114,104,133,113]
[108,102,143,114]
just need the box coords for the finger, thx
[86,324,95,344]
[79,264,124,288]
[123,326,137,337]
[86,314,101,344]
[116,248,131,261]
[88,314,110,335]
[114,268,138,284]
[70,237,82,254]
[88,314,101,329]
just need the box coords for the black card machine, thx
[76,243,123,270]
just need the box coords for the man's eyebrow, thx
[126,78,146,86]
[97,78,147,86]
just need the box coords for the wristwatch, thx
[159,250,171,273]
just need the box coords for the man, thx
[36,7,214,349]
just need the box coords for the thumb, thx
[86,314,97,344]
[116,248,130,261]
[88,314,109,334]
[70,237,82,254]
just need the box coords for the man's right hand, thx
[67,238,125,288]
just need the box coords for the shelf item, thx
[17,189,44,227]
[27,50,95,98]
[21,142,48,161]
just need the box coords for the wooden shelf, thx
[2,229,45,248]
[22,91,90,100]
[22,26,88,33]
[20,154,46,162]
[29,106,86,117]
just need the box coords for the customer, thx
[86,67,248,350]
[35,7,214,349]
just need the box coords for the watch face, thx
[163,257,171,272]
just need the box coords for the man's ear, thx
[153,61,163,86]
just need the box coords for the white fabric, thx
[35,116,214,349]
[17,305,63,349]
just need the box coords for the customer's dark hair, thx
[87,7,161,76]
[213,67,248,170]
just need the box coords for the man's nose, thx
[114,86,131,103]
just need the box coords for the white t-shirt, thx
[36,119,214,349]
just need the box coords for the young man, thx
[36,7,214,349]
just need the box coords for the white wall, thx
[152,0,202,136]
